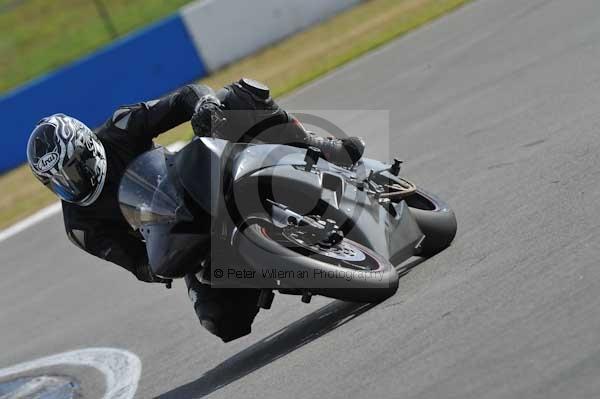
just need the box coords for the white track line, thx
[0,347,141,399]
[0,141,187,244]
[0,202,62,243]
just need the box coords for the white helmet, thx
[27,114,107,206]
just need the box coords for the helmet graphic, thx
[27,114,107,206]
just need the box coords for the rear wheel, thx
[236,222,399,303]
[405,190,457,257]
[366,172,457,257]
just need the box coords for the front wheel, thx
[236,222,399,303]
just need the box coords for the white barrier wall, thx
[181,0,361,72]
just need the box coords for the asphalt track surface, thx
[2,0,600,397]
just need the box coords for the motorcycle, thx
[118,137,457,307]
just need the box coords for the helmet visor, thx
[48,159,95,203]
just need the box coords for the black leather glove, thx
[191,95,226,137]
[303,133,365,167]
[343,137,366,164]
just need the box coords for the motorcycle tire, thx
[405,189,457,257]
[235,222,399,303]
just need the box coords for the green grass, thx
[0,0,472,229]
[0,0,193,93]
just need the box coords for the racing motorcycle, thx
[118,137,457,307]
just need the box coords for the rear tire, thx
[236,223,399,303]
[406,190,457,257]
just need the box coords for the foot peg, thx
[301,291,312,304]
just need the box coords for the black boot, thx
[184,273,261,342]
[303,133,365,167]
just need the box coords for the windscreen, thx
[118,148,183,230]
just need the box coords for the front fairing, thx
[118,148,184,229]
[174,137,230,217]
[172,137,423,265]
[118,147,208,277]
[227,144,424,261]
[174,137,318,214]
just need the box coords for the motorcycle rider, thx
[26,78,365,342]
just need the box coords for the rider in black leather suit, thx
[28,78,364,342]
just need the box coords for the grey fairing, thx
[176,138,319,216]
[233,160,424,263]
[174,138,305,215]
[175,138,424,264]
[230,143,309,181]
[139,148,212,277]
